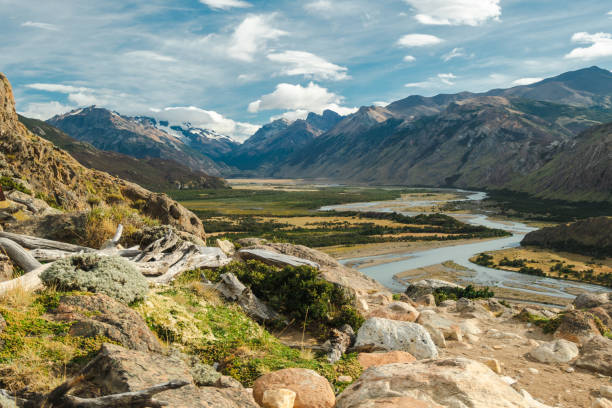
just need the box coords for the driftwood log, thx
[0,231,95,253]
[0,263,50,293]
[0,238,42,272]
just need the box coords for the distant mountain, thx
[47,106,227,175]
[19,115,228,191]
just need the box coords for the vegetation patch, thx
[0,176,32,195]
[40,254,148,304]
[516,310,562,334]
[433,284,494,305]
[84,204,159,248]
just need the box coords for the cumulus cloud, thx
[18,101,74,120]
[304,0,333,12]
[512,77,543,86]
[26,83,93,93]
[267,50,349,80]
[248,82,356,119]
[442,47,468,62]
[26,82,117,108]
[565,32,612,60]
[152,106,259,141]
[397,34,443,47]
[403,0,501,26]
[21,21,60,31]
[199,0,251,10]
[403,55,416,62]
[124,50,176,62]
[372,101,389,107]
[437,73,456,85]
[228,15,287,61]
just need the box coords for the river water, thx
[320,189,609,301]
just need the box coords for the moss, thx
[40,254,148,304]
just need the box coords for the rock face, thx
[238,248,320,269]
[405,279,463,299]
[357,351,416,369]
[575,337,612,375]
[0,73,206,240]
[573,293,610,309]
[80,343,258,408]
[48,294,162,353]
[368,301,419,322]
[354,317,438,359]
[554,310,602,344]
[336,358,553,408]
[529,339,579,364]
[253,368,335,408]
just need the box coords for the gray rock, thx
[575,336,612,375]
[404,279,463,299]
[455,298,492,319]
[529,339,579,364]
[326,324,355,363]
[214,273,281,322]
[238,249,320,269]
[191,363,222,386]
[573,293,610,309]
[354,317,438,359]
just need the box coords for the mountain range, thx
[37,66,612,202]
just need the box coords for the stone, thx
[217,239,236,256]
[601,385,612,399]
[354,317,438,359]
[238,249,320,269]
[484,358,502,374]
[80,343,258,407]
[438,299,457,308]
[590,306,612,329]
[262,388,296,408]
[215,375,243,388]
[573,293,610,309]
[593,398,612,408]
[455,298,492,319]
[47,293,162,353]
[417,310,463,342]
[528,367,539,374]
[530,339,579,364]
[575,336,612,375]
[326,324,355,363]
[336,358,554,408]
[415,294,436,307]
[357,351,416,369]
[190,363,222,386]
[253,368,335,408]
[337,375,352,383]
[565,367,575,373]
[554,310,602,344]
[404,279,463,299]
[214,273,281,322]
[368,301,419,322]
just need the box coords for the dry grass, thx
[84,204,158,248]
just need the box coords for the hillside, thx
[19,115,228,191]
[47,106,227,176]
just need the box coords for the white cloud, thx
[404,82,429,88]
[304,0,333,12]
[18,101,74,120]
[21,21,60,31]
[565,32,612,60]
[228,15,287,61]
[124,51,176,62]
[397,34,443,47]
[199,0,251,10]
[153,106,259,142]
[267,50,349,80]
[403,0,501,26]
[25,82,114,107]
[372,101,389,107]
[608,11,612,16]
[26,83,93,93]
[437,73,456,85]
[512,77,543,86]
[442,47,466,62]
[403,55,416,62]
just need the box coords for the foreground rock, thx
[238,248,320,269]
[80,343,258,408]
[354,317,438,359]
[262,389,297,408]
[575,337,612,375]
[405,279,463,299]
[357,351,416,369]
[369,301,419,322]
[48,293,162,353]
[336,358,553,408]
[529,339,579,364]
[417,310,462,348]
[253,368,335,408]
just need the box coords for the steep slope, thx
[0,72,205,239]
[19,115,228,191]
[47,107,225,175]
[509,122,612,202]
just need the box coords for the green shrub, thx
[0,177,32,195]
[433,284,494,305]
[201,261,364,334]
[40,254,148,304]
[474,253,494,267]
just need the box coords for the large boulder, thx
[455,298,493,319]
[417,310,462,342]
[357,351,416,369]
[529,339,579,364]
[48,293,162,353]
[336,358,553,408]
[79,343,258,408]
[368,301,419,322]
[573,293,610,309]
[354,317,438,359]
[253,368,335,408]
[575,336,612,375]
[405,279,463,299]
[554,310,602,344]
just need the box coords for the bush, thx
[201,261,364,334]
[40,254,148,304]
[433,284,494,305]
[83,205,159,248]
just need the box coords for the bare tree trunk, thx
[0,238,42,272]
[0,263,49,294]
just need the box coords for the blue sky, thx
[1,0,612,140]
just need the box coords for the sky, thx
[1,0,612,141]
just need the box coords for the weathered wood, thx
[150,246,230,284]
[0,263,50,295]
[111,224,123,245]
[238,248,320,269]
[30,248,71,262]
[0,238,42,272]
[0,231,95,253]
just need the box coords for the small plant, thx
[40,254,148,304]
[392,293,402,301]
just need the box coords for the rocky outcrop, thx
[47,293,162,353]
[368,301,419,322]
[214,273,281,322]
[325,324,355,363]
[405,279,463,299]
[554,310,602,344]
[529,339,579,364]
[354,317,438,359]
[357,351,416,369]
[336,358,553,408]
[79,343,258,408]
[575,337,612,375]
[574,293,610,309]
[253,368,335,408]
